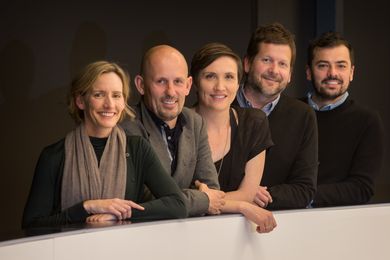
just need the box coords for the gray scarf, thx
[61,124,127,210]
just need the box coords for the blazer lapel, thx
[173,113,196,188]
[139,102,172,175]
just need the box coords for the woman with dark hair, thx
[191,43,276,233]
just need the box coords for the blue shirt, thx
[307,91,349,111]
[236,85,280,116]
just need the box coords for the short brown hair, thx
[190,42,243,87]
[68,61,134,123]
[246,22,296,68]
[307,31,354,67]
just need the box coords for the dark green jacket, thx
[22,135,187,228]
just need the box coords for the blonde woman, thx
[23,61,187,228]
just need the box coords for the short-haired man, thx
[235,22,318,209]
[121,45,225,216]
[304,32,385,207]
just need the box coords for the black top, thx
[22,135,187,228]
[235,94,319,210]
[89,136,108,165]
[216,107,273,192]
[304,97,385,207]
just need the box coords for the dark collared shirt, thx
[147,108,185,174]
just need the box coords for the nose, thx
[328,65,337,77]
[268,61,278,74]
[214,78,224,91]
[165,82,176,97]
[103,96,113,108]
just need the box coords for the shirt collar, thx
[262,95,281,116]
[307,91,349,111]
[236,84,280,116]
[146,106,185,131]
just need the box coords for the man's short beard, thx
[245,72,286,99]
[312,84,347,101]
[245,74,263,94]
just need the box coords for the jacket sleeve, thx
[22,142,89,228]
[314,112,385,206]
[130,137,187,220]
[183,116,220,216]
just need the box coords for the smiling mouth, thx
[162,99,177,105]
[322,78,343,85]
[263,75,280,83]
[100,112,115,117]
[211,94,227,99]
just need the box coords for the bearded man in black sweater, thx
[304,32,385,207]
[234,23,318,210]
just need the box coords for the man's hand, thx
[195,180,225,215]
[254,186,273,208]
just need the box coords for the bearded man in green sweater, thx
[304,31,385,207]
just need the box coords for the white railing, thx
[1,204,389,260]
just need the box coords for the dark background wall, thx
[0,0,388,236]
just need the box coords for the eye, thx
[279,61,289,69]
[112,92,123,99]
[156,79,167,85]
[174,78,185,86]
[93,92,104,98]
[225,73,236,80]
[204,73,217,80]
[316,63,329,69]
[337,64,347,69]
[261,57,272,64]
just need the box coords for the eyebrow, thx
[316,60,348,64]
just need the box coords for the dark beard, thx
[311,75,347,101]
[245,72,285,99]
[245,73,262,94]
[312,86,347,100]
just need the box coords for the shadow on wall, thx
[0,39,38,234]
[0,21,109,235]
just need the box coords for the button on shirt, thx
[147,108,185,174]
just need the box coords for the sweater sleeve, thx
[314,112,385,207]
[22,141,89,228]
[130,137,187,220]
[267,107,318,210]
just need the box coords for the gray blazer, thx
[121,102,220,216]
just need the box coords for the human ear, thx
[75,95,86,110]
[184,76,193,96]
[134,75,145,95]
[243,56,250,73]
[305,65,312,81]
[350,65,355,82]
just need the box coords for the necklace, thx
[217,125,230,176]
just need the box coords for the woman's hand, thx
[83,198,145,220]
[195,180,226,215]
[239,201,277,233]
[86,213,117,222]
